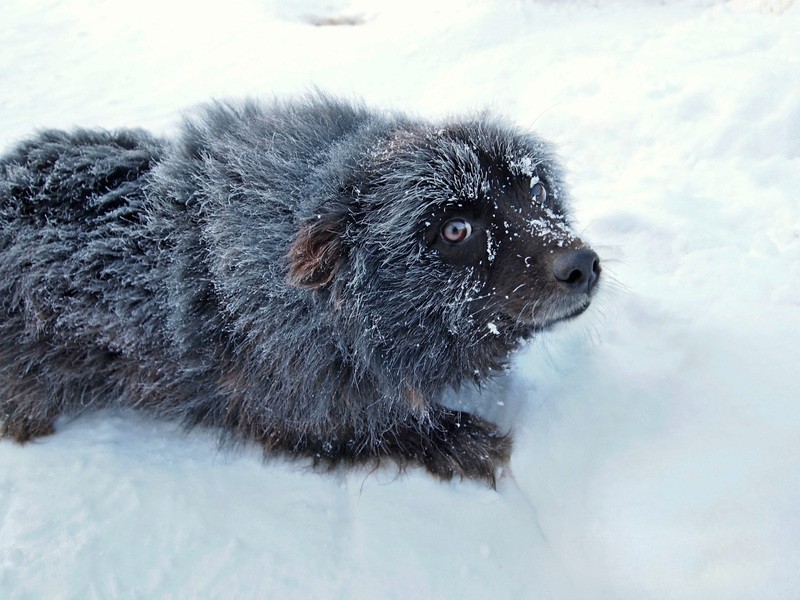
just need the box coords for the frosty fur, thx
[0,94,599,485]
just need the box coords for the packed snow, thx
[1,0,799,598]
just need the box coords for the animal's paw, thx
[416,410,512,487]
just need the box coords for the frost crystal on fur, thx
[0,93,599,485]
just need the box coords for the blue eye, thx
[441,218,473,243]
[531,181,547,204]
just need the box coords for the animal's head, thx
[288,117,600,393]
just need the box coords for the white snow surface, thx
[2,0,799,598]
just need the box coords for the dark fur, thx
[0,94,599,485]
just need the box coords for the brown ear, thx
[286,214,346,289]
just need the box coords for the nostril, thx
[592,258,601,276]
[564,268,583,285]
[552,248,601,293]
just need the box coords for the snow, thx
[2,0,799,598]
[486,229,498,262]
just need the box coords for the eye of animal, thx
[531,180,547,204]
[440,218,473,243]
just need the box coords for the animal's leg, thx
[257,407,511,487]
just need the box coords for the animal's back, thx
[0,128,167,348]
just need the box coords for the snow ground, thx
[1,0,799,598]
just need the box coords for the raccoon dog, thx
[0,95,600,485]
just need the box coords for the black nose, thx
[552,248,601,293]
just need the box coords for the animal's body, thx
[0,95,600,484]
